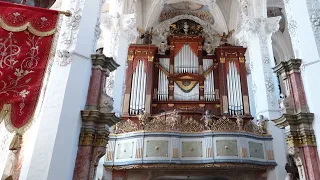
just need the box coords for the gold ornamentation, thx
[79,131,95,146]
[182,117,204,132]
[127,54,134,61]
[168,104,175,107]
[92,133,109,147]
[211,116,237,131]
[242,148,248,158]
[112,113,270,136]
[175,80,198,92]
[114,119,140,134]
[286,134,316,147]
[239,57,245,63]
[148,55,154,61]
[220,57,226,63]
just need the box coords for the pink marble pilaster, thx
[73,146,92,180]
[86,69,103,109]
[302,146,320,180]
[289,71,308,113]
[88,147,106,180]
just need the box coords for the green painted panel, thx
[146,140,169,157]
[116,141,134,159]
[216,140,238,156]
[182,141,202,157]
[249,141,264,159]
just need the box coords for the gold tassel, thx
[9,134,23,151]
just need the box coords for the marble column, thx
[236,16,287,180]
[273,59,320,180]
[72,51,121,180]
[18,0,104,179]
[282,0,320,156]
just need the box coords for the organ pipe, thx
[130,60,147,115]
[174,44,198,74]
[203,59,215,101]
[158,58,169,101]
[227,61,243,115]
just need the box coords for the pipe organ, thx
[129,60,147,115]
[123,21,250,118]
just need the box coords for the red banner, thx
[0,2,59,132]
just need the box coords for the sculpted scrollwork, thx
[237,17,280,107]
[153,15,218,43]
[112,111,267,136]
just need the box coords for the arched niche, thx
[153,14,219,46]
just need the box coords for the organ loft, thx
[106,20,276,179]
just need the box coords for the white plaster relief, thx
[101,13,137,59]
[56,0,85,66]
[283,0,302,59]
[237,16,281,107]
[307,0,320,54]
[153,14,218,45]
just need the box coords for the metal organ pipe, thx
[129,60,147,115]
[158,58,169,101]
[203,59,215,101]
[227,61,243,115]
[174,44,198,74]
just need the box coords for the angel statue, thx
[137,27,157,44]
[201,110,213,130]
[137,110,148,128]
[215,29,235,45]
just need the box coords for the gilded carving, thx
[211,116,237,131]
[79,131,95,146]
[182,117,204,132]
[112,112,269,136]
[239,57,245,63]
[220,57,226,63]
[114,119,139,134]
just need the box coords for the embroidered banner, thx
[0,2,59,132]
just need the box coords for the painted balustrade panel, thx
[104,132,276,168]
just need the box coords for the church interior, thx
[0,0,320,180]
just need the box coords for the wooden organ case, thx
[123,27,251,121]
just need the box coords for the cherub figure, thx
[215,29,235,44]
[202,110,213,130]
[137,110,148,128]
[257,115,267,133]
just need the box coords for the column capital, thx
[273,59,302,75]
[273,112,316,147]
[91,54,119,72]
[236,16,282,46]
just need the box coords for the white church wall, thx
[0,123,14,179]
